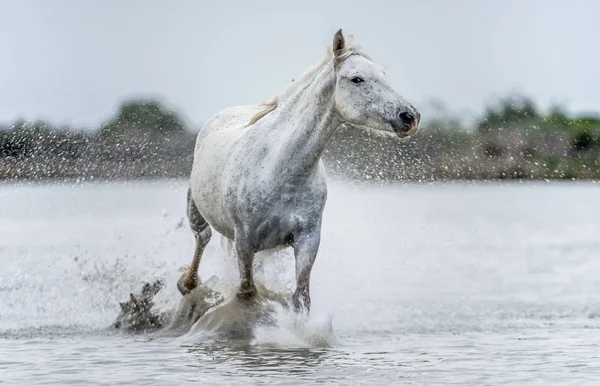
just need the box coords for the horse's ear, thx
[333,29,346,58]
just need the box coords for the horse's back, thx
[194,105,260,146]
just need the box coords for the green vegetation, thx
[0,99,195,180]
[1,95,599,181]
[98,100,186,140]
[325,95,600,181]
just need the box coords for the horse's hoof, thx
[236,286,257,301]
[177,275,197,296]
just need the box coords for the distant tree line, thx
[325,95,600,181]
[1,95,599,181]
[0,99,195,180]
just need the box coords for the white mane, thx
[246,36,369,127]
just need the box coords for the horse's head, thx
[332,29,420,138]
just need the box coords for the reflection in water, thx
[186,343,334,375]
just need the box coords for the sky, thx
[0,0,598,129]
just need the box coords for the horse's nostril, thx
[399,112,415,127]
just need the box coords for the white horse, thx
[178,30,420,312]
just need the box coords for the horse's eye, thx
[350,76,364,84]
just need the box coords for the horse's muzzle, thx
[390,107,420,137]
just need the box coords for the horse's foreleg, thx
[235,237,257,300]
[177,188,212,296]
[292,231,321,312]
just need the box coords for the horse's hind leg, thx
[177,188,212,296]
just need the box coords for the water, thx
[1,179,599,384]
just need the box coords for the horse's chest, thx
[235,178,326,245]
[245,181,323,216]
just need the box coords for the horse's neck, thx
[269,62,341,176]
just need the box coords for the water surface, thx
[1,180,599,384]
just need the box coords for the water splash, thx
[164,280,339,348]
[251,303,339,348]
